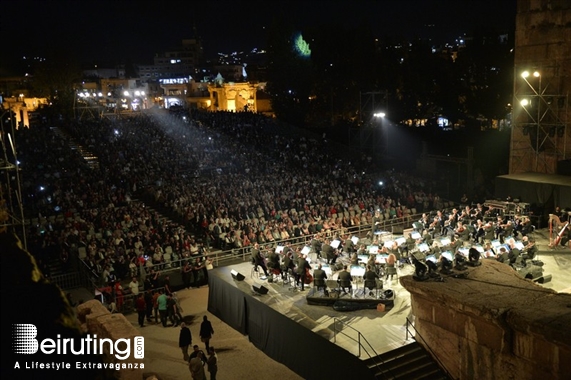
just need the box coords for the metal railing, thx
[333,317,394,380]
[405,317,452,379]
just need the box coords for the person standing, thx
[144,290,154,324]
[189,350,206,380]
[135,293,146,328]
[157,290,168,327]
[128,277,140,296]
[179,322,192,362]
[206,347,218,380]
[296,254,310,291]
[199,315,214,352]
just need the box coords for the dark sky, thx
[1,0,516,65]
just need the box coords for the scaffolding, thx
[0,105,27,249]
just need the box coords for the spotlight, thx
[454,251,467,271]
[467,248,481,267]
[412,255,429,281]
[440,255,453,275]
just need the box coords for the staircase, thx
[364,342,449,380]
[51,126,100,170]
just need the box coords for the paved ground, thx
[122,286,304,380]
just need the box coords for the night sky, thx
[1,0,516,67]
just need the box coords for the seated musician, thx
[313,264,328,295]
[350,251,359,266]
[497,220,515,243]
[454,221,470,242]
[520,216,534,237]
[267,249,281,276]
[281,250,295,280]
[363,265,380,296]
[483,242,496,258]
[496,247,510,264]
[521,237,537,263]
[322,239,338,265]
[337,265,353,293]
[483,222,495,242]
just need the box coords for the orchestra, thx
[243,201,565,298]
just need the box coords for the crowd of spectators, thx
[7,108,443,286]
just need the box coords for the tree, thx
[31,48,82,121]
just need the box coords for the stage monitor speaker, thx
[231,269,245,281]
[252,283,269,295]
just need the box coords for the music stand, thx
[368,245,379,254]
[330,240,341,249]
[351,236,359,245]
[301,246,311,255]
[275,245,285,254]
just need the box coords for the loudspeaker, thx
[252,284,269,295]
[231,270,245,281]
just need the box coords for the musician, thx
[496,247,510,264]
[459,206,472,225]
[385,252,397,281]
[561,224,570,247]
[337,265,353,293]
[454,221,470,242]
[471,203,484,221]
[429,211,445,237]
[296,254,311,291]
[483,222,495,242]
[311,235,322,257]
[367,253,377,269]
[521,237,538,263]
[483,242,496,258]
[313,264,328,283]
[350,251,359,266]
[343,235,355,254]
[322,239,338,265]
[363,265,379,296]
[520,216,534,237]
[506,238,521,265]
[472,219,485,242]
[497,220,515,244]
[281,250,295,281]
[418,213,431,230]
[251,243,269,277]
[267,248,281,276]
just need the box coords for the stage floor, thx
[214,228,571,358]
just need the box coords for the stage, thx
[207,259,416,380]
[205,227,570,380]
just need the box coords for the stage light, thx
[231,269,245,281]
[467,248,481,267]
[520,99,529,107]
[521,71,530,78]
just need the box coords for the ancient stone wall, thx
[401,260,571,379]
[77,300,144,380]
